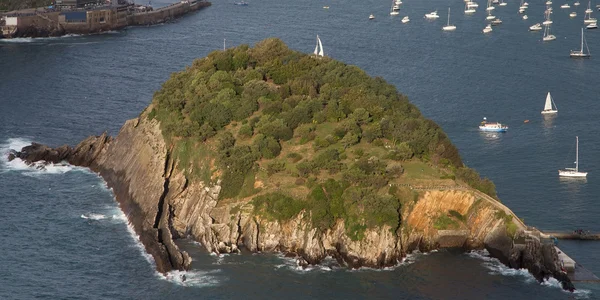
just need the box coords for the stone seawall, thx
[128,1,211,26]
[1,1,211,38]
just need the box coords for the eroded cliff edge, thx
[9,115,574,290]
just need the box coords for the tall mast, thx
[448,7,450,26]
[576,136,579,172]
[581,28,584,52]
[223,38,226,51]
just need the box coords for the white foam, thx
[122,212,155,266]
[159,269,222,287]
[465,249,596,297]
[81,213,107,220]
[0,137,77,175]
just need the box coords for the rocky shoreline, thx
[7,116,575,291]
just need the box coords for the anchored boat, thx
[479,117,508,132]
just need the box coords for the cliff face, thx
[9,116,574,290]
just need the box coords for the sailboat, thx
[584,1,597,23]
[543,9,553,25]
[313,35,325,57]
[390,0,400,15]
[541,92,558,114]
[570,28,591,57]
[559,136,588,177]
[443,7,457,30]
[543,22,556,41]
[499,0,507,6]
[486,10,496,19]
[486,0,495,10]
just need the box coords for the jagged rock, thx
[6,116,575,291]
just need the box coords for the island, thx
[8,38,575,291]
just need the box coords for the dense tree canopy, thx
[149,38,496,239]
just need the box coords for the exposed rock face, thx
[8,116,575,291]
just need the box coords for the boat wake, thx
[0,137,78,175]
[467,250,592,298]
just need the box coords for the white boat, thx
[425,11,440,19]
[561,3,570,8]
[486,0,495,10]
[574,1,581,5]
[402,16,410,23]
[479,117,508,132]
[493,0,499,4]
[519,7,526,13]
[483,24,493,32]
[369,14,375,20]
[543,20,553,25]
[313,35,325,57]
[584,1,597,23]
[468,2,479,8]
[499,0,507,6]
[570,12,577,17]
[529,23,542,30]
[570,28,591,57]
[587,22,598,28]
[541,92,558,114]
[465,1,477,14]
[486,14,496,19]
[442,8,457,31]
[523,14,529,19]
[395,0,402,4]
[543,23,556,41]
[491,18,503,25]
[524,2,529,6]
[390,0,400,16]
[546,0,552,4]
[559,136,587,177]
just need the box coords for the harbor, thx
[0,0,211,39]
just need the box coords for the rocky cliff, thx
[9,115,574,291]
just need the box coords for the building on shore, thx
[0,0,210,39]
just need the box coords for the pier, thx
[543,231,600,241]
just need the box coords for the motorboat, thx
[425,11,440,18]
[529,23,542,30]
[402,16,410,23]
[570,12,577,17]
[369,14,375,20]
[587,22,598,29]
[483,24,493,32]
[491,18,503,25]
[479,118,508,132]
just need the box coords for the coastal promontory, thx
[9,38,574,291]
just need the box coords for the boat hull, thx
[479,127,508,132]
[541,110,558,114]
[558,170,588,177]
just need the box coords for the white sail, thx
[314,35,319,56]
[317,36,324,57]
[544,92,553,110]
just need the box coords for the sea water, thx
[1,0,599,298]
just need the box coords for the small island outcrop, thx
[8,38,574,291]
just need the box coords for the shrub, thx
[266,160,286,176]
[286,152,303,163]
[253,192,305,221]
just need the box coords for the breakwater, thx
[0,0,211,39]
